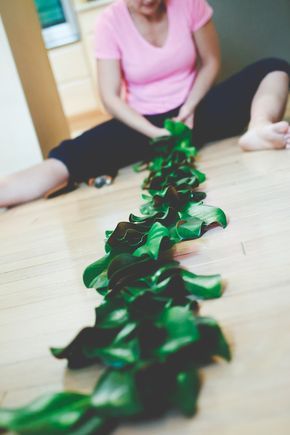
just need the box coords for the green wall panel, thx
[208,0,290,79]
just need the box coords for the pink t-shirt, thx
[94,0,213,115]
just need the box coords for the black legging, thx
[49,58,290,183]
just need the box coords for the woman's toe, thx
[272,121,289,134]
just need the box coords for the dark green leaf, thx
[155,306,200,357]
[86,323,139,368]
[196,317,231,361]
[90,338,139,368]
[91,370,143,417]
[95,300,129,329]
[0,392,94,434]
[89,270,109,294]
[172,216,204,241]
[182,203,227,228]
[164,119,190,136]
[104,222,149,256]
[51,327,119,369]
[181,270,222,299]
[133,222,172,259]
[83,254,111,289]
[107,253,161,289]
[171,366,200,416]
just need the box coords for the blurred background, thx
[209,0,290,79]
[0,0,289,176]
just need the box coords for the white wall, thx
[0,15,42,177]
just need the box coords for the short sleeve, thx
[187,0,213,32]
[94,10,121,59]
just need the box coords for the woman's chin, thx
[140,6,159,16]
[139,0,163,16]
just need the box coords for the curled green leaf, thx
[91,370,143,417]
[171,366,200,416]
[83,254,111,289]
[0,392,105,435]
[155,306,200,357]
[133,222,172,259]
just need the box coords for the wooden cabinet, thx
[74,0,114,112]
[48,42,99,116]
[48,0,114,118]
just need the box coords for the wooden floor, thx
[1,120,290,433]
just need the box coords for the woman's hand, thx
[174,105,195,129]
[150,127,172,139]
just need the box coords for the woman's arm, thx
[97,59,169,139]
[175,20,221,127]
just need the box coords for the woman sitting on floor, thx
[0,0,289,208]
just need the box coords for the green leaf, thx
[172,216,204,241]
[69,412,108,435]
[51,327,119,369]
[152,185,193,210]
[121,285,147,303]
[143,165,204,193]
[182,203,227,228]
[95,299,129,329]
[141,193,152,201]
[164,119,190,136]
[83,254,111,288]
[181,270,222,299]
[133,222,172,259]
[86,323,139,368]
[147,265,221,301]
[91,370,143,417]
[107,253,139,281]
[171,366,200,416]
[128,293,168,320]
[105,230,113,239]
[148,155,168,172]
[129,207,177,228]
[91,338,140,368]
[196,316,231,362]
[139,199,156,216]
[105,222,148,254]
[107,253,160,289]
[88,270,109,294]
[0,392,96,434]
[155,306,200,357]
[191,168,206,183]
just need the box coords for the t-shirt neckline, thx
[122,0,171,50]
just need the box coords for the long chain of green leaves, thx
[0,120,230,434]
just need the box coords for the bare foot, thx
[239,121,289,151]
[286,126,290,148]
